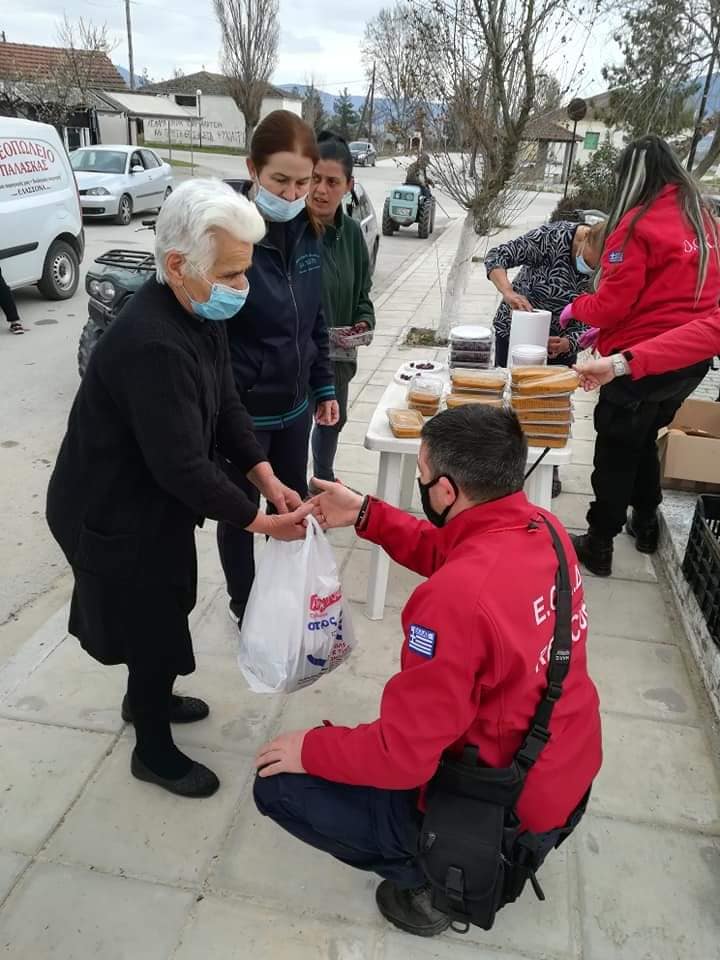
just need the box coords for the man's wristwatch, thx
[610,354,630,378]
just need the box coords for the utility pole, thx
[124,0,135,90]
[368,61,376,143]
[687,25,720,173]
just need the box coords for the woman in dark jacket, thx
[485,220,605,367]
[219,111,339,624]
[47,180,311,799]
[307,132,376,482]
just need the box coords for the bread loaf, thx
[513,370,579,395]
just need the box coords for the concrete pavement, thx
[0,193,719,959]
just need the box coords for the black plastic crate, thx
[682,495,720,647]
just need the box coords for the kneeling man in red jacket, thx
[254,406,602,937]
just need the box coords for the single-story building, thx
[0,39,127,149]
[141,70,302,149]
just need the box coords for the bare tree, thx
[362,4,418,140]
[0,16,117,129]
[214,0,280,148]
[407,0,592,340]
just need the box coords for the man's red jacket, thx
[570,184,720,362]
[301,493,602,834]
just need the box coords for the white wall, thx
[141,94,302,150]
[98,112,129,145]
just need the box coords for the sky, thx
[1,0,619,101]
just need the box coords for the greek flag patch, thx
[608,250,624,264]
[408,624,436,658]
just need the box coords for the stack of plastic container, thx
[448,325,493,370]
[406,377,443,417]
[510,367,579,448]
[446,368,507,408]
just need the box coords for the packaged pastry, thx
[517,408,573,422]
[522,434,569,449]
[518,420,571,437]
[387,408,425,438]
[511,395,572,412]
[511,365,569,385]
[450,368,507,393]
[446,393,504,408]
[407,376,443,404]
[513,370,579,396]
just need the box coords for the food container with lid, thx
[387,408,425,438]
[511,343,547,367]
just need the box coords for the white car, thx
[71,145,173,225]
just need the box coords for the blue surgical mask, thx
[186,274,250,322]
[576,253,594,276]
[255,185,307,222]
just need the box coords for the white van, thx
[0,117,84,300]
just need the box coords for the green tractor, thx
[382,185,436,240]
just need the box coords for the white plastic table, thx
[362,380,573,620]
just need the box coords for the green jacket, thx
[321,208,375,363]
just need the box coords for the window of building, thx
[583,131,600,151]
[175,95,197,108]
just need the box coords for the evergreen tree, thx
[331,88,359,140]
[602,0,699,139]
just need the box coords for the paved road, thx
[0,158,463,650]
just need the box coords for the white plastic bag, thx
[238,516,356,693]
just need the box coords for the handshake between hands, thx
[247,464,363,542]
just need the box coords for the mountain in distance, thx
[114,64,151,88]
[277,83,383,117]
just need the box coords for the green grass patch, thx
[405,326,447,346]
[142,140,247,157]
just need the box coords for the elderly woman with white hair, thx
[47,179,312,799]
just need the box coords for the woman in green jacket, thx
[308,132,376,482]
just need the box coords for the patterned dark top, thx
[485,221,590,361]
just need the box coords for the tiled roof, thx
[143,70,299,100]
[0,41,126,90]
[522,118,582,142]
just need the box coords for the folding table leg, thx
[524,463,554,512]
[399,454,417,511]
[366,451,404,620]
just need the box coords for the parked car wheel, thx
[37,240,80,300]
[78,319,104,377]
[418,199,432,239]
[382,199,397,236]
[115,194,133,226]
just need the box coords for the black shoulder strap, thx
[515,515,573,774]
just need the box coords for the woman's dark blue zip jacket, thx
[222,179,335,431]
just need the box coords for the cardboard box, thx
[658,399,720,493]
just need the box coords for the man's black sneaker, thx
[121,694,210,725]
[626,510,659,554]
[130,749,220,798]
[376,880,450,938]
[571,532,613,578]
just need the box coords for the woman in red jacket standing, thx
[562,135,720,577]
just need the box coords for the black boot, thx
[552,466,562,499]
[626,510,659,554]
[122,694,210,725]
[131,749,220,798]
[375,880,450,938]
[571,531,613,578]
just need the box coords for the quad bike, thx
[77,219,156,377]
[382,185,436,239]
